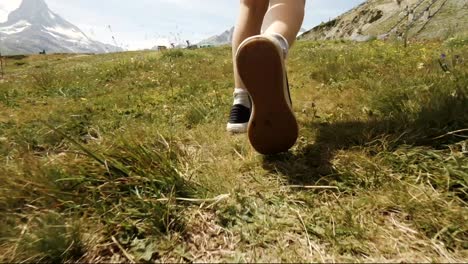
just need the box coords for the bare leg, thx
[232,0,305,89]
[227,0,305,136]
[232,0,269,90]
[262,0,306,47]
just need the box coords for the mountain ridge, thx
[300,0,468,41]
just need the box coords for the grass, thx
[0,39,467,262]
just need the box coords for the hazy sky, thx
[1,0,365,50]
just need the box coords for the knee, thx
[240,0,269,11]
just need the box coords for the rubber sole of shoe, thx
[227,123,248,134]
[236,38,298,155]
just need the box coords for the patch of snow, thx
[0,20,31,35]
[41,31,90,53]
[43,29,91,47]
[48,11,56,20]
[45,25,91,44]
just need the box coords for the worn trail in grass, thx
[0,39,467,262]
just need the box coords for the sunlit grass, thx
[0,39,467,262]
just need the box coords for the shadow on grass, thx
[262,93,468,186]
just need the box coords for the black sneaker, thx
[227,88,252,133]
[227,103,251,133]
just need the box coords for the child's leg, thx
[233,0,306,153]
[227,0,269,133]
[262,0,306,47]
[228,0,305,137]
[232,0,269,90]
[231,0,305,92]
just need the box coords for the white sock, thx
[233,88,251,108]
[268,33,289,58]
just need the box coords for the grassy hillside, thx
[0,38,467,262]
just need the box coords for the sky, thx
[0,0,365,50]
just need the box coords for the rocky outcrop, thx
[300,0,468,41]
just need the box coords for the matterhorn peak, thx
[7,0,51,25]
[19,0,49,11]
[0,0,122,55]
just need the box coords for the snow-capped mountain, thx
[198,27,308,46]
[0,0,121,55]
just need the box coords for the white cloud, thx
[0,10,8,23]
[0,0,21,23]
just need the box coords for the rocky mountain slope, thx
[0,0,121,55]
[198,27,235,47]
[300,0,468,41]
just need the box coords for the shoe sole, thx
[227,123,248,134]
[236,38,298,155]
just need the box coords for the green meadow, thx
[0,38,467,262]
